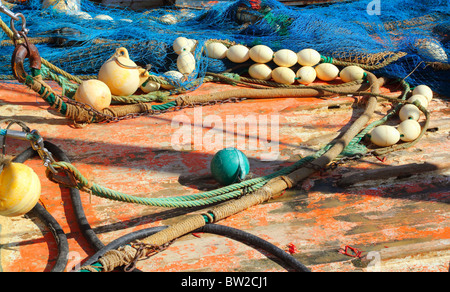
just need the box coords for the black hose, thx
[13,148,69,272]
[82,224,311,272]
[42,142,105,251]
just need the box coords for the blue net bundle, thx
[0,0,449,96]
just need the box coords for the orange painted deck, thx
[0,78,449,272]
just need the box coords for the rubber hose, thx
[42,142,104,251]
[81,224,311,272]
[13,148,69,272]
[40,141,143,272]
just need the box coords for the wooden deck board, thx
[0,79,449,272]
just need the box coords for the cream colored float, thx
[98,47,149,96]
[370,125,401,147]
[0,161,41,217]
[407,94,429,108]
[273,49,298,67]
[399,104,421,121]
[339,66,365,83]
[397,119,422,142]
[161,71,184,89]
[412,85,433,102]
[248,63,272,80]
[297,49,321,66]
[74,80,112,111]
[272,67,296,85]
[177,49,196,74]
[226,45,250,63]
[249,45,274,63]
[296,66,316,85]
[315,63,339,81]
[205,42,228,59]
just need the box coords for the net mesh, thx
[1,0,449,96]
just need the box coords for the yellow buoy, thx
[272,67,296,85]
[74,80,112,111]
[206,42,228,59]
[397,119,421,142]
[249,45,274,64]
[296,66,316,85]
[412,85,433,102]
[273,49,298,67]
[315,63,339,81]
[226,45,250,63]
[0,161,41,217]
[177,49,196,74]
[399,104,421,121]
[98,47,149,96]
[407,94,429,109]
[297,49,321,66]
[370,125,401,147]
[248,63,272,80]
[339,66,365,83]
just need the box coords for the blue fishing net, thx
[0,0,449,96]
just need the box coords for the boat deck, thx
[0,78,449,272]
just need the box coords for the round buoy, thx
[249,63,272,80]
[315,63,339,81]
[74,79,111,111]
[399,104,421,121]
[227,45,250,63]
[296,66,316,85]
[297,49,321,66]
[370,125,401,147]
[0,162,41,217]
[161,71,183,89]
[397,119,421,142]
[273,49,298,67]
[206,42,228,59]
[210,148,250,186]
[272,67,296,85]
[339,66,365,83]
[407,94,429,109]
[412,85,433,102]
[177,49,196,74]
[249,45,274,63]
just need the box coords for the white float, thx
[370,125,401,147]
[397,119,422,142]
[399,104,421,121]
[412,85,433,102]
[339,66,365,83]
[296,66,316,85]
[272,67,296,85]
[226,45,250,63]
[273,49,298,67]
[249,45,274,64]
[206,42,228,59]
[297,49,321,66]
[315,63,339,81]
[248,63,272,80]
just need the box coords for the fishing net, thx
[0,0,449,96]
